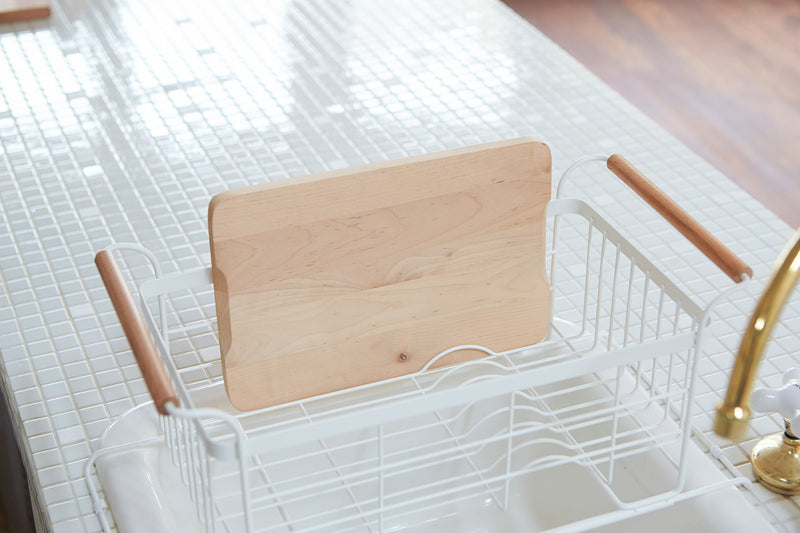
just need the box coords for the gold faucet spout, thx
[715,228,800,440]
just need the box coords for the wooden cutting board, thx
[209,137,552,411]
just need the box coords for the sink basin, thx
[89,173,769,532]
[95,394,774,533]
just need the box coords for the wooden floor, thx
[504,0,800,226]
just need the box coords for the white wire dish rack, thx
[87,154,754,533]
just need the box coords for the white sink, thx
[95,398,774,533]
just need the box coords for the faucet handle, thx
[752,368,800,431]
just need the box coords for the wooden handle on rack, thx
[607,154,752,283]
[95,250,178,415]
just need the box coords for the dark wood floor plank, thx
[505,0,800,225]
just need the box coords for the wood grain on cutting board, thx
[209,138,551,411]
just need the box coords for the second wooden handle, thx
[95,250,179,415]
[607,154,752,283]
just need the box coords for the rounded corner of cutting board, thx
[207,189,237,230]
[223,375,256,412]
[524,137,552,170]
[514,135,548,150]
[498,137,552,191]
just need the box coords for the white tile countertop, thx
[1,0,799,531]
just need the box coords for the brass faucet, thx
[714,228,800,494]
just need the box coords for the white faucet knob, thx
[752,368,800,430]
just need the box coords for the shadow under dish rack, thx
[86,150,751,533]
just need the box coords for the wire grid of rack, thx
[87,157,747,532]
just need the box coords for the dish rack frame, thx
[86,154,752,533]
